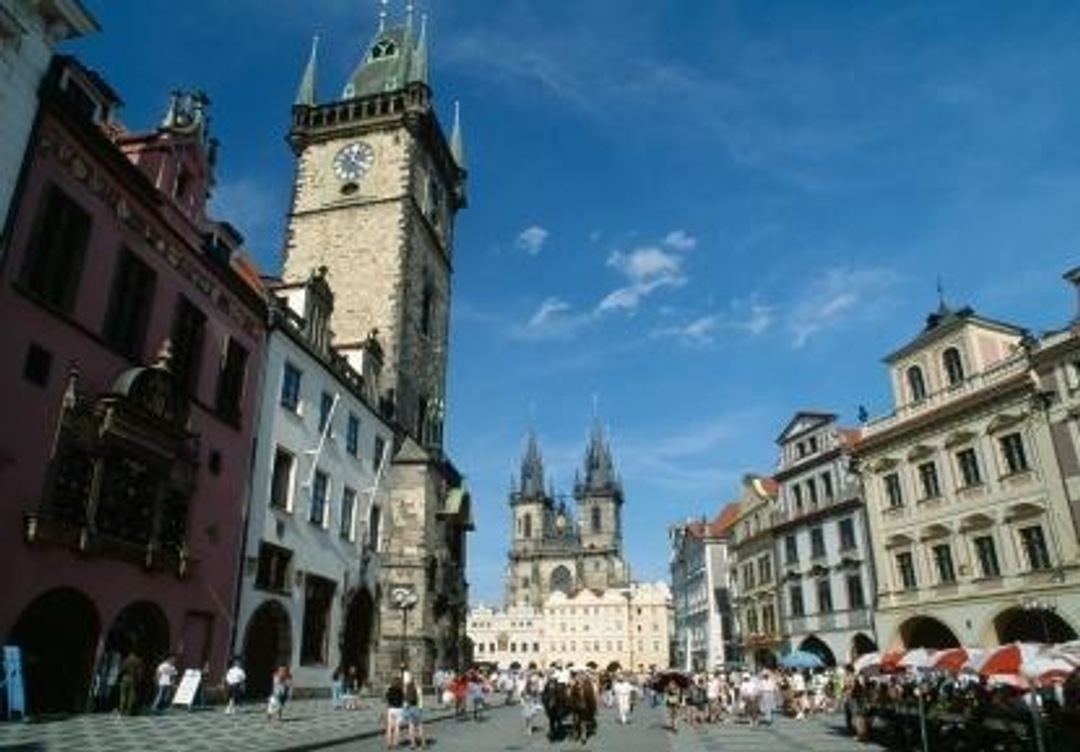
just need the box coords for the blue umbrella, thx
[779,650,825,669]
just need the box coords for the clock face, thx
[332,141,375,181]
[555,514,567,532]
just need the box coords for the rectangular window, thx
[838,518,856,551]
[762,604,776,634]
[918,461,941,499]
[339,487,356,540]
[300,574,335,665]
[758,556,772,584]
[373,435,387,473]
[318,391,335,435]
[999,433,1029,475]
[884,472,903,508]
[810,527,825,558]
[806,478,818,507]
[23,343,52,387]
[103,248,156,360]
[215,338,248,423]
[789,585,804,617]
[1020,525,1052,570]
[784,534,798,564]
[255,542,292,593]
[310,469,329,527]
[368,504,381,552]
[270,447,295,511]
[743,563,755,590]
[816,579,833,613]
[170,296,206,396]
[821,471,834,501]
[846,574,865,609]
[281,362,302,411]
[897,551,917,589]
[346,413,360,456]
[792,484,804,511]
[974,535,1001,578]
[956,447,982,487]
[932,543,956,583]
[20,184,91,313]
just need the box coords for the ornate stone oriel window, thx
[26,347,198,575]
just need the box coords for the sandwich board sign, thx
[171,669,202,708]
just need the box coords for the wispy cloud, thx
[515,225,549,256]
[663,229,698,252]
[598,240,689,314]
[528,296,570,327]
[654,296,774,347]
[787,266,901,348]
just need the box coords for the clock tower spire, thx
[281,8,471,686]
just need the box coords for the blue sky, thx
[73,1,1080,606]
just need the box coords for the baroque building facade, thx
[235,269,396,697]
[280,9,472,685]
[0,57,264,713]
[505,422,630,609]
[771,412,877,666]
[856,298,1079,650]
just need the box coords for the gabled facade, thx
[668,502,740,671]
[772,411,876,666]
[235,269,396,696]
[281,9,472,684]
[857,301,1079,650]
[729,474,781,670]
[0,57,264,713]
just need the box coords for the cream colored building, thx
[467,582,671,671]
[857,299,1080,650]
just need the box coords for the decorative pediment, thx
[986,412,1026,434]
[958,513,995,531]
[1004,500,1045,521]
[944,430,977,448]
[776,411,835,444]
[809,563,830,577]
[907,444,935,462]
[885,533,914,548]
[865,456,900,473]
[919,523,952,541]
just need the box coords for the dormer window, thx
[943,347,965,386]
[370,39,397,60]
[907,365,927,402]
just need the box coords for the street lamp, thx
[391,586,419,678]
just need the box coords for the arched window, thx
[943,347,964,386]
[907,365,927,402]
[523,513,532,539]
[591,505,602,533]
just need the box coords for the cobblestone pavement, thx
[0,696,459,752]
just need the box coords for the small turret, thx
[295,35,318,107]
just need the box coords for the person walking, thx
[613,673,635,725]
[117,650,144,715]
[403,673,426,749]
[151,655,177,713]
[664,678,682,731]
[267,665,291,720]
[385,674,405,748]
[224,659,246,715]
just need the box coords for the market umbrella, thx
[779,649,825,669]
[931,647,983,673]
[898,647,936,670]
[852,651,882,675]
[1023,654,1076,685]
[976,642,1047,677]
[1048,640,1080,667]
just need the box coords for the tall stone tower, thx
[282,7,472,684]
[505,422,629,608]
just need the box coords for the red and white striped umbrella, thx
[976,642,1047,677]
[898,647,935,670]
[1023,654,1076,685]
[1047,640,1080,667]
[931,647,983,673]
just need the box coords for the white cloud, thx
[663,229,698,252]
[515,225,549,256]
[528,296,570,327]
[653,298,774,347]
[788,266,901,348]
[598,245,687,314]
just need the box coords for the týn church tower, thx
[506,419,630,608]
[281,4,472,684]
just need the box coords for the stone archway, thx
[849,632,878,665]
[92,600,170,710]
[243,600,291,698]
[341,588,375,685]
[550,565,573,595]
[8,587,100,714]
[798,635,837,667]
[898,615,960,649]
[995,606,1077,644]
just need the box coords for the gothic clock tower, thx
[281,7,471,684]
